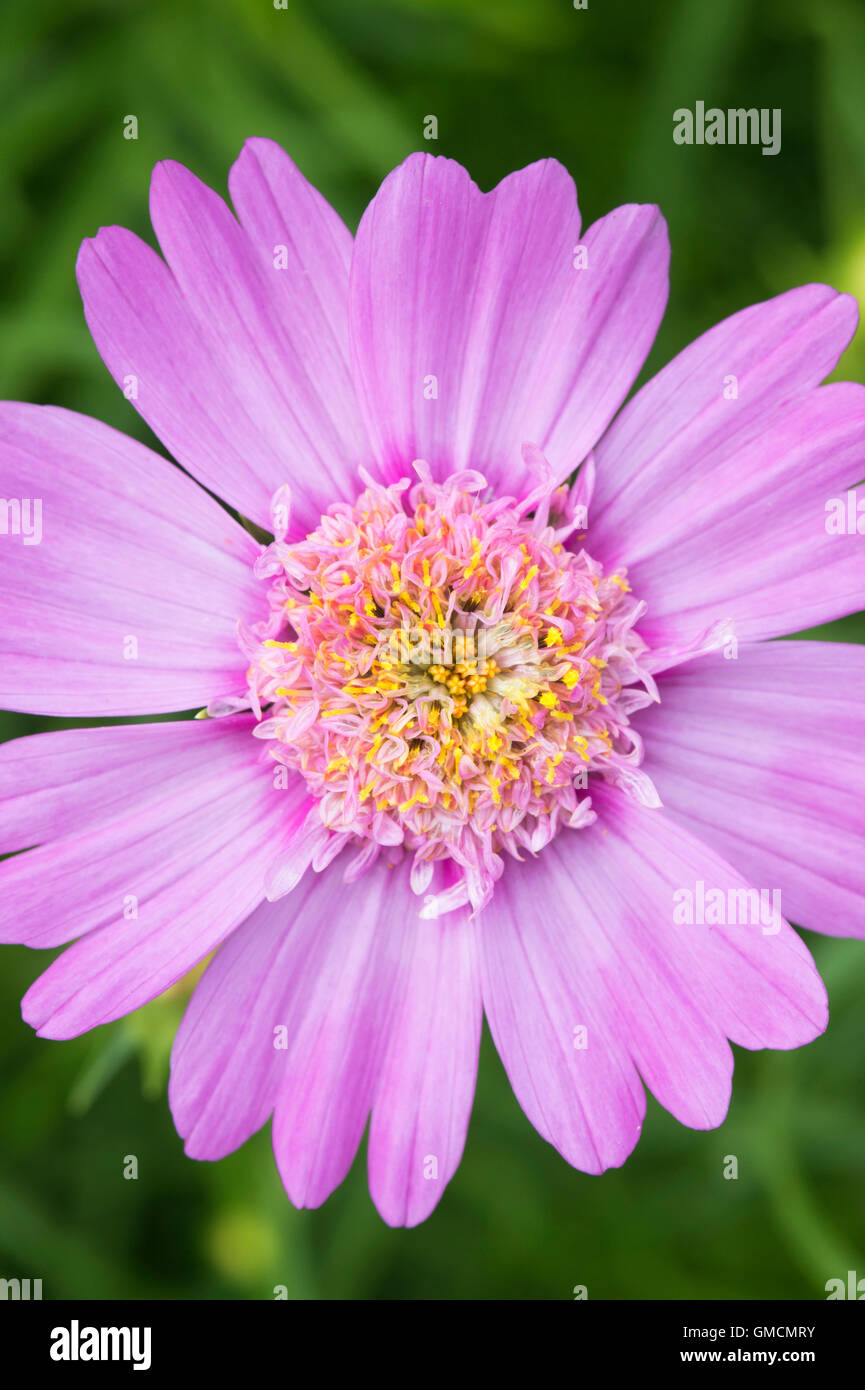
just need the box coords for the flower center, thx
[244,466,657,916]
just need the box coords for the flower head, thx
[1,142,862,1226]
[249,464,655,914]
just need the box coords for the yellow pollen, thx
[545,753,564,784]
[463,539,483,579]
[517,564,539,594]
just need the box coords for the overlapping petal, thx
[588,286,864,648]
[480,786,826,1171]
[0,717,311,1037]
[349,152,668,499]
[637,641,865,938]
[0,403,261,716]
[77,139,367,534]
[170,857,481,1222]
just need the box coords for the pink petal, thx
[481,786,826,1171]
[622,385,865,648]
[591,283,857,549]
[367,911,481,1227]
[228,138,363,440]
[589,284,863,645]
[638,640,865,938]
[349,152,668,498]
[10,719,302,1037]
[170,888,323,1163]
[480,849,646,1173]
[270,861,417,1211]
[172,858,481,1224]
[0,718,267,853]
[0,403,260,716]
[77,144,367,533]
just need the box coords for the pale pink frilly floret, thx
[0,140,863,1227]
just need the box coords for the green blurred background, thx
[2,0,865,1300]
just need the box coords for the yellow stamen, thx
[463,539,483,580]
[517,564,539,594]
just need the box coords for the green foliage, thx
[1,0,863,1299]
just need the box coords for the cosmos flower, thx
[1,141,863,1227]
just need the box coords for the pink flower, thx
[1,142,863,1226]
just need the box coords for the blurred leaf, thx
[68,1029,136,1116]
